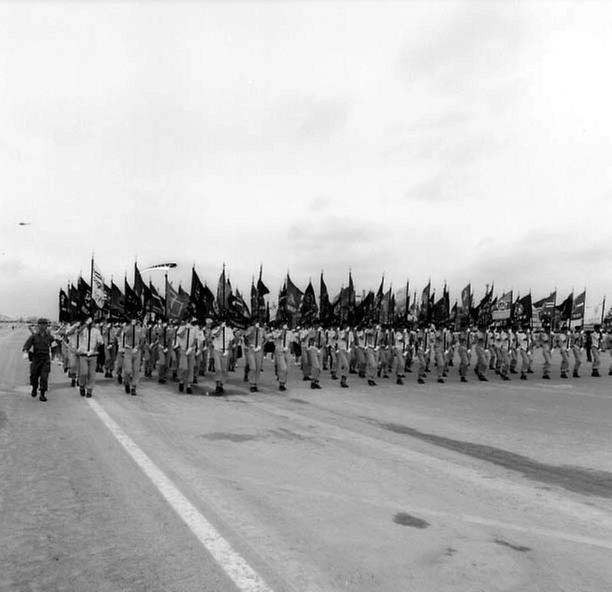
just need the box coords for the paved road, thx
[1,326,611,592]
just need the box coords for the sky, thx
[1,0,612,319]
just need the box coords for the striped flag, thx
[92,263,106,308]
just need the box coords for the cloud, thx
[399,4,526,91]
[271,97,349,144]
[404,174,448,203]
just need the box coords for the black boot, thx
[80,386,86,397]
[31,386,37,397]
[340,376,349,388]
[39,391,47,402]
[460,376,468,383]
[179,383,184,393]
[124,383,131,394]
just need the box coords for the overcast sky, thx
[1,1,612,319]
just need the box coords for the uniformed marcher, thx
[569,326,583,378]
[22,318,56,401]
[556,326,570,379]
[212,321,233,395]
[590,326,602,377]
[75,317,103,398]
[244,321,266,392]
[272,324,292,392]
[122,318,145,395]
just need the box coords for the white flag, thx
[92,263,106,308]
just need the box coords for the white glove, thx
[22,352,29,360]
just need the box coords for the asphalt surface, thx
[1,326,611,592]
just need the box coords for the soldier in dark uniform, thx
[22,318,56,401]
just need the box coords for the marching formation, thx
[25,315,612,402]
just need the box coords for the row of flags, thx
[58,260,601,329]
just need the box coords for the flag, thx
[68,283,79,320]
[393,281,410,320]
[374,276,385,321]
[256,265,269,323]
[286,274,303,316]
[330,290,343,325]
[419,281,431,325]
[59,289,71,323]
[533,290,556,323]
[228,289,251,329]
[276,280,287,323]
[250,280,258,321]
[571,291,586,321]
[461,284,472,312]
[125,279,141,319]
[91,262,106,309]
[555,293,573,322]
[471,285,494,326]
[492,291,513,321]
[190,268,213,322]
[512,293,532,324]
[77,277,92,319]
[134,263,145,301]
[432,284,449,325]
[215,266,232,317]
[319,273,332,326]
[110,281,125,319]
[355,291,375,325]
[149,281,165,317]
[300,280,318,325]
[166,278,190,322]
[340,272,356,324]
[380,287,394,324]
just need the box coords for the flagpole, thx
[582,287,586,328]
[601,295,606,326]
[164,272,168,319]
[552,287,557,331]
[90,254,94,320]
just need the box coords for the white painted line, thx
[87,399,274,592]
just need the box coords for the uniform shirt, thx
[591,331,601,349]
[337,329,353,351]
[23,332,55,357]
[174,324,198,352]
[272,328,294,352]
[156,325,171,349]
[122,324,146,350]
[569,332,583,348]
[212,325,234,353]
[75,325,103,356]
[244,325,266,350]
[516,331,528,350]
